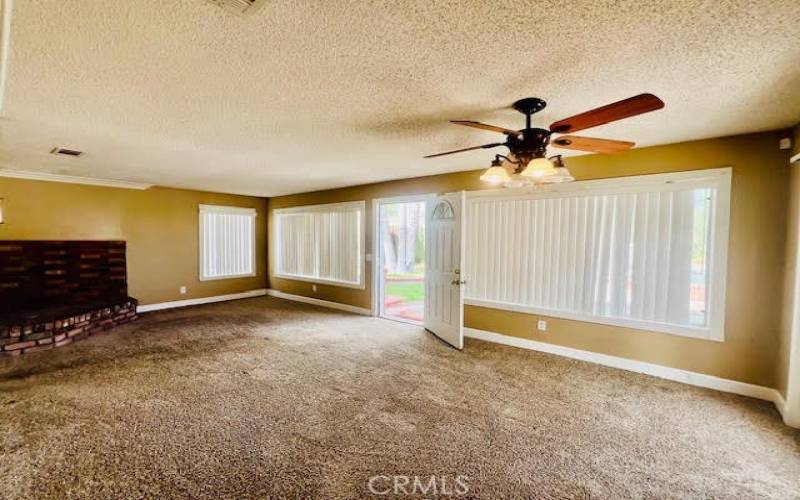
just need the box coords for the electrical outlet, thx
[312,284,318,292]
[179,286,187,294]
[537,320,547,332]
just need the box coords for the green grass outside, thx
[385,282,424,301]
[386,262,425,279]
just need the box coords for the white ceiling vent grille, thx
[205,0,266,15]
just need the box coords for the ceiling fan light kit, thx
[521,157,558,179]
[481,154,574,189]
[548,167,575,184]
[425,93,665,189]
[478,157,513,184]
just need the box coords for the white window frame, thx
[464,167,732,341]
[273,200,366,289]
[199,204,258,281]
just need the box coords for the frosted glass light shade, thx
[520,157,557,178]
[504,173,532,189]
[540,166,575,184]
[480,165,511,184]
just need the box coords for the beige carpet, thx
[1,296,798,499]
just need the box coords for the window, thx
[199,205,257,280]
[432,200,454,220]
[274,201,365,288]
[464,168,731,341]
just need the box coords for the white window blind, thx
[199,205,257,280]
[274,201,365,288]
[464,168,731,340]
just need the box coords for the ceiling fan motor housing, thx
[506,127,552,166]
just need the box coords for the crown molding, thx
[0,168,153,190]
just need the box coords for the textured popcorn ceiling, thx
[1,0,799,196]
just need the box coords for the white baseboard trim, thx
[137,289,267,313]
[775,392,788,421]
[266,289,372,316]
[465,327,785,409]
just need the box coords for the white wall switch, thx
[537,320,547,332]
[312,284,318,292]
[779,137,792,150]
[179,286,187,294]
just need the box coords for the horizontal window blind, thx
[199,205,256,280]
[275,201,365,288]
[464,169,730,340]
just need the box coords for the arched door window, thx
[432,200,454,220]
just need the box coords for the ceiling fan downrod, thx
[512,97,547,130]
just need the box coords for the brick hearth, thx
[0,298,138,356]
[0,241,139,356]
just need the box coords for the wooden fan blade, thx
[549,93,664,133]
[551,135,635,153]
[451,120,518,135]
[424,142,505,158]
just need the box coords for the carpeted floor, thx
[1,296,798,499]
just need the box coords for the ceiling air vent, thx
[50,147,84,157]
[205,0,266,15]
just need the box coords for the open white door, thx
[424,191,465,349]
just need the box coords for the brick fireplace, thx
[0,241,138,356]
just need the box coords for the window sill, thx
[199,272,257,282]
[272,273,365,290]
[463,298,722,342]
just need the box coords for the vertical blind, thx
[464,169,730,340]
[274,201,364,287]
[199,205,256,280]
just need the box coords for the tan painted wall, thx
[0,178,267,305]
[270,131,792,388]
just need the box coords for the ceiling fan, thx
[424,93,664,187]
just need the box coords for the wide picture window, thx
[199,205,257,280]
[274,201,365,288]
[464,168,731,340]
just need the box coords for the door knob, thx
[451,279,466,286]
